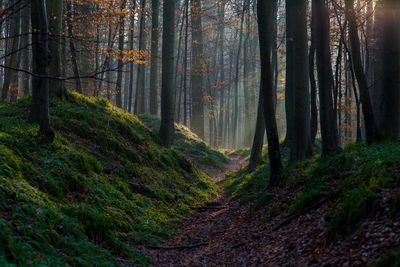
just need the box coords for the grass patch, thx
[0,92,217,266]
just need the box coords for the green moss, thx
[370,250,400,267]
[139,113,228,168]
[326,185,379,242]
[224,141,400,244]
[0,92,217,266]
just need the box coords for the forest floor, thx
[138,155,400,266]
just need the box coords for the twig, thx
[147,242,209,250]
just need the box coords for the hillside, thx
[139,114,228,169]
[0,93,219,266]
[222,143,400,265]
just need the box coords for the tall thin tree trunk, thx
[149,0,159,115]
[47,0,65,98]
[190,0,205,139]
[160,0,176,147]
[345,0,379,143]
[116,0,127,108]
[313,0,340,155]
[135,0,147,114]
[29,0,54,143]
[257,0,282,186]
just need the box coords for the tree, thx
[345,0,379,143]
[257,0,282,186]
[160,0,176,147]
[47,0,65,98]
[115,0,127,108]
[135,0,147,114]
[380,0,400,140]
[190,0,205,139]
[313,0,340,155]
[1,0,21,101]
[29,0,54,143]
[149,0,160,115]
[287,0,312,161]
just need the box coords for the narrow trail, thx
[139,156,400,266]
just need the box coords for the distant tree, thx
[190,0,205,139]
[116,0,127,108]
[29,0,54,143]
[160,0,176,147]
[135,0,147,114]
[150,0,160,115]
[257,0,282,186]
[1,0,21,101]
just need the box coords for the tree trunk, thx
[116,0,127,108]
[66,0,83,94]
[1,0,21,101]
[160,0,176,147]
[345,0,378,143]
[47,0,65,98]
[29,0,54,143]
[190,0,205,139]
[149,0,160,115]
[135,0,147,114]
[257,0,282,186]
[287,0,312,161]
[313,0,340,155]
[381,0,400,140]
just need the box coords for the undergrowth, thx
[0,92,217,266]
[224,142,400,246]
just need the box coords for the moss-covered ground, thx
[224,142,400,264]
[139,114,228,168]
[0,93,218,266]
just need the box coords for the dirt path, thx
[139,157,400,266]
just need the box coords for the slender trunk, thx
[381,0,400,140]
[66,0,83,94]
[190,0,205,139]
[135,0,147,114]
[313,0,340,155]
[149,0,159,114]
[160,0,176,147]
[345,0,378,143]
[47,0,65,98]
[29,0,54,143]
[288,0,312,161]
[257,0,282,186]
[116,0,127,108]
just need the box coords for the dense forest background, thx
[0,0,400,265]
[1,0,398,151]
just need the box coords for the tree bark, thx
[29,0,54,143]
[47,0,65,98]
[149,0,160,115]
[313,0,340,155]
[257,0,282,186]
[190,0,205,139]
[345,0,379,143]
[160,0,176,147]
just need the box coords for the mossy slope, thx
[139,114,228,168]
[224,142,400,263]
[0,93,217,266]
